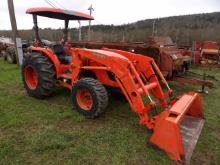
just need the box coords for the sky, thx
[0,0,220,30]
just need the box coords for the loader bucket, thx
[150,92,204,164]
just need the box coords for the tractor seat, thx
[50,44,71,64]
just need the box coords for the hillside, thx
[1,12,220,45]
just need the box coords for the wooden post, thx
[7,0,20,66]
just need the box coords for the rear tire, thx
[22,53,56,99]
[71,78,108,119]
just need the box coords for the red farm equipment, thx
[192,41,220,66]
[23,7,205,163]
[0,37,16,64]
[0,37,29,64]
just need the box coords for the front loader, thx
[23,7,205,163]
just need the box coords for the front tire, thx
[71,78,108,119]
[22,53,56,99]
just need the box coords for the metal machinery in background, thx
[0,37,29,64]
[192,40,220,67]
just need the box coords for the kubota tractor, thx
[23,7,205,163]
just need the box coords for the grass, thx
[0,58,220,165]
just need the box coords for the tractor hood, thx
[92,49,128,58]
[84,49,130,62]
[73,48,137,70]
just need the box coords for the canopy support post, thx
[63,19,69,42]
[33,14,41,43]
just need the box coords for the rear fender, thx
[31,47,62,77]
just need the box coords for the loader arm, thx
[70,48,205,163]
[71,48,173,128]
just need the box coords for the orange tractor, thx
[23,7,205,163]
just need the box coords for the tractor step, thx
[180,115,205,164]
